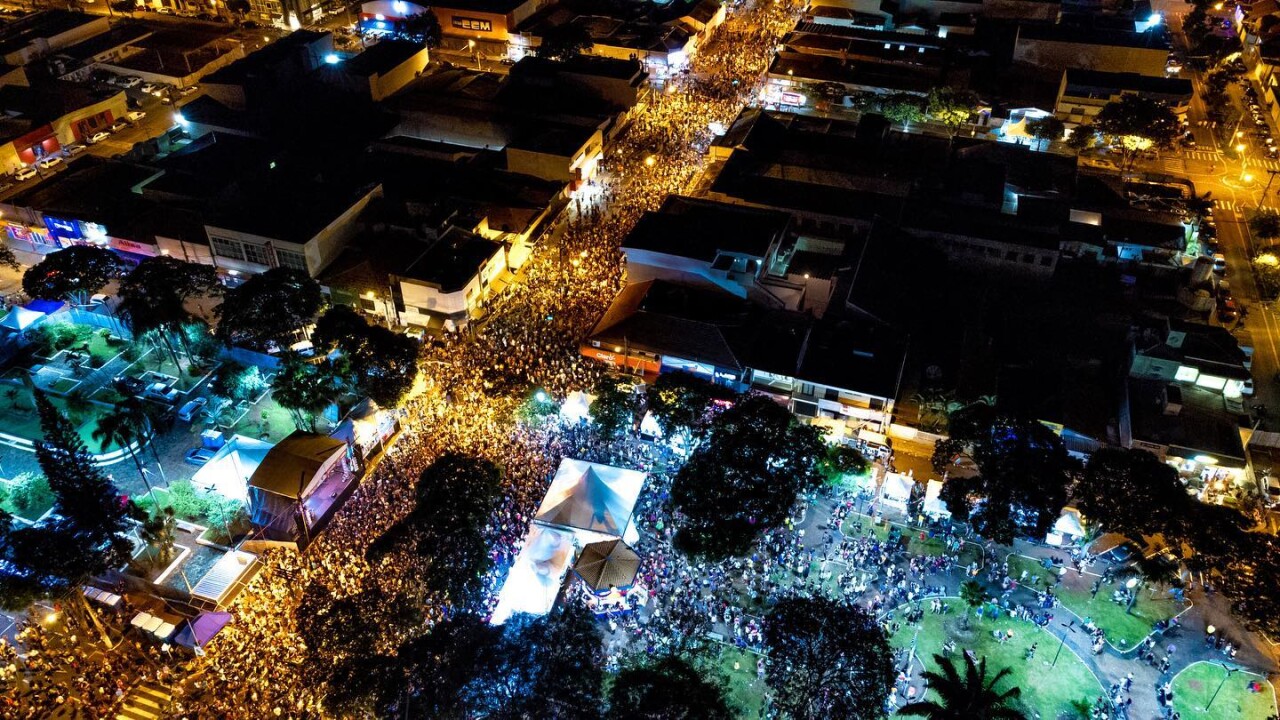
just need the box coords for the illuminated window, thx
[1174,366,1199,383]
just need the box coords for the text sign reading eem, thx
[452,16,492,31]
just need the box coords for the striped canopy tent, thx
[573,539,641,592]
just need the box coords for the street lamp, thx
[1205,663,1241,711]
[1125,577,1139,614]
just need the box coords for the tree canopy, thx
[271,353,348,432]
[935,404,1077,544]
[366,453,502,605]
[926,87,980,136]
[0,392,136,609]
[313,306,420,407]
[672,395,824,559]
[214,267,324,350]
[396,10,441,47]
[764,597,894,720]
[536,23,594,61]
[607,656,735,720]
[22,246,123,303]
[1074,447,1189,544]
[644,371,728,440]
[1093,95,1180,171]
[589,375,639,438]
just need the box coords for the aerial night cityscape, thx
[4,0,1280,718]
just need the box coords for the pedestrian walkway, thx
[115,682,170,720]
[1187,150,1222,162]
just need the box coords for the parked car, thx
[1213,253,1228,274]
[1243,377,1256,396]
[126,110,147,122]
[115,375,146,395]
[110,119,130,133]
[36,156,62,171]
[144,382,180,404]
[13,166,37,181]
[178,85,198,97]
[185,447,216,466]
[1243,345,1255,371]
[86,131,110,144]
[117,76,142,88]
[140,82,159,94]
[241,20,260,28]
[62,143,86,157]
[1265,475,1280,506]
[177,397,208,422]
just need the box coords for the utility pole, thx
[1260,168,1280,208]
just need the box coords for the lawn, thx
[1172,662,1277,719]
[886,604,1102,719]
[0,388,116,453]
[123,348,209,392]
[708,644,767,718]
[0,475,55,522]
[228,398,296,442]
[1007,554,1182,650]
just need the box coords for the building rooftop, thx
[508,54,645,81]
[53,23,152,63]
[203,29,329,86]
[0,10,101,58]
[1062,69,1192,98]
[1017,22,1170,50]
[396,228,502,292]
[342,38,423,77]
[1128,378,1247,463]
[432,0,532,14]
[623,196,790,262]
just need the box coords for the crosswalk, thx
[1249,158,1280,172]
[116,682,170,720]
[1186,150,1221,162]
[1212,199,1280,213]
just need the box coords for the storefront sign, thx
[43,216,82,240]
[109,237,156,256]
[451,16,492,31]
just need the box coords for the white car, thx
[86,131,110,144]
[1242,345,1255,371]
[178,85,198,97]
[126,110,147,122]
[62,143,86,157]
[1213,253,1228,274]
[140,82,159,94]
[117,76,142,88]
[13,166,37,181]
[36,156,62,170]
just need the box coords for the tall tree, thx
[1093,95,1180,171]
[377,613,502,719]
[644,371,728,442]
[397,10,442,47]
[589,374,639,438]
[213,267,324,351]
[608,656,735,720]
[1075,448,1189,542]
[1250,209,1280,241]
[899,653,1025,720]
[92,396,159,505]
[536,22,594,61]
[926,87,980,138]
[271,353,347,432]
[764,597,894,720]
[366,453,501,605]
[0,392,136,610]
[672,395,824,559]
[466,605,605,719]
[22,246,123,304]
[935,404,1077,545]
[116,257,222,366]
[1025,116,1065,151]
[313,306,419,407]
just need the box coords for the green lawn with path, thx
[841,512,983,567]
[0,388,116,453]
[1172,662,1277,720]
[886,604,1102,719]
[709,645,767,718]
[1007,554,1182,650]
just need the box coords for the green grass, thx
[1007,555,1182,650]
[0,388,116,453]
[1172,662,1277,719]
[0,475,55,521]
[709,645,767,718]
[228,399,296,441]
[886,604,1102,719]
[841,512,983,567]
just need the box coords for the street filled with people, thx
[3,0,1272,716]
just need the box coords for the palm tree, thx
[899,653,1025,719]
[140,506,178,567]
[93,397,159,506]
[959,580,986,630]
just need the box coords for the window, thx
[799,382,815,396]
[242,243,271,266]
[210,237,244,261]
[276,249,307,272]
[824,388,840,401]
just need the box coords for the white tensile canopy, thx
[191,435,275,503]
[560,391,593,424]
[881,471,915,509]
[490,524,575,625]
[923,479,950,519]
[534,459,646,545]
[1,306,44,331]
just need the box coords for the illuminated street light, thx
[645,155,656,167]
[1237,143,1247,153]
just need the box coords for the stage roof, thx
[534,458,645,538]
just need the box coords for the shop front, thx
[13,125,61,167]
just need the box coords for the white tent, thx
[534,459,646,545]
[191,550,259,607]
[0,306,44,332]
[1046,507,1085,546]
[881,472,915,510]
[923,479,950,519]
[191,435,275,504]
[560,391,594,424]
[490,524,575,625]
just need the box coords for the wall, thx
[95,44,245,90]
[435,7,512,41]
[52,90,128,144]
[368,45,429,101]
